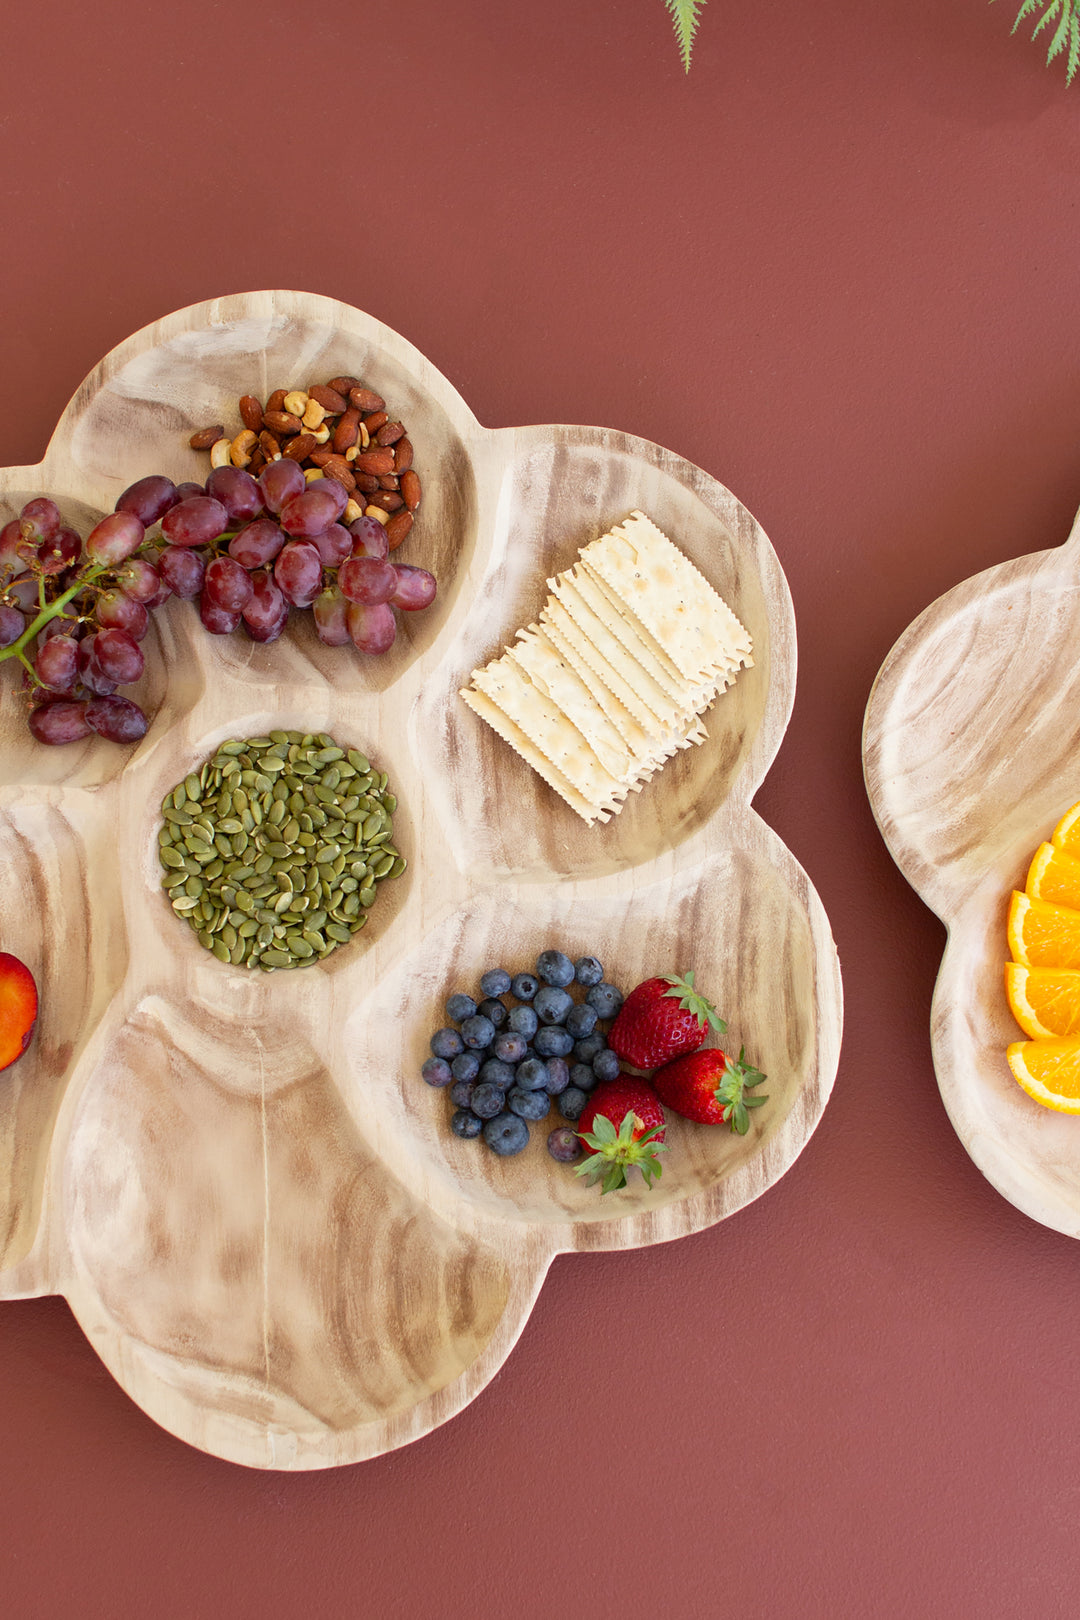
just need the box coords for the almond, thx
[259,429,281,459]
[376,421,405,446]
[322,454,356,490]
[378,473,400,490]
[362,410,389,435]
[328,376,360,396]
[400,469,421,512]
[333,408,361,453]
[266,388,288,414]
[309,448,334,468]
[385,510,414,550]
[283,432,319,462]
[308,384,349,414]
[349,386,385,413]
[355,473,380,493]
[264,410,301,437]
[248,448,266,476]
[355,448,395,476]
[373,491,404,511]
[189,424,225,450]
[393,436,413,474]
[239,394,264,433]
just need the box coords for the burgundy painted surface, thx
[3,1,1080,1614]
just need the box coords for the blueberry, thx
[574,1033,606,1063]
[516,1057,548,1090]
[470,1081,506,1120]
[479,968,512,997]
[570,1062,598,1093]
[508,1087,550,1121]
[477,996,508,1029]
[592,1047,621,1082]
[451,1109,483,1139]
[483,1112,530,1156]
[451,1051,481,1083]
[478,1058,516,1089]
[446,992,477,1023]
[430,1027,464,1060]
[534,985,573,1025]
[460,1014,496,1049]
[559,1086,589,1122]
[547,1125,582,1163]
[511,971,539,1001]
[536,949,575,988]
[586,982,623,1020]
[508,1003,539,1038]
[534,1025,574,1058]
[421,1056,453,1088]
[449,1080,475,1108]
[544,1056,571,1095]
[574,956,604,988]
[565,1002,598,1040]
[495,1031,528,1065]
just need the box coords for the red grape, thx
[308,523,351,567]
[173,481,205,502]
[29,699,92,744]
[229,518,284,570]
[161,496,229,547]
[19,497,61,544]
[258,459,305,514]
[159,546,205,598]
[279,486,344,539]
[34,634,80,692]
[346,601,396,655]
[199,596,242,635]
[206,465,264,524]
[114,556,163,602]
[0,520,26,575]
[348,514,389,561]
[86,511,145,566]
[92,627,145,684]
[274,540,322,607]
[390,563,437,611]
[37,526,81,575]
[115,475,177,527]
[0,603,25,648]
[97,590,149,640]
[204,555,254,614]
[318,477,348,519]
[76,636,118,696]
[312,586,351,646]
[338,555,396,606]
[6,575,39,614]
[242,571,288,642]
[85,694,148,743]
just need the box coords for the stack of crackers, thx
[460,511,753,826]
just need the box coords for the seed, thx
[185,772,202,799]
[162,870,186,890]
[372,853,395,878]
[163,806,192,825]
[325,923,351,943]
[161,847,185,869]
[257,924,274,947]
[261,949,292,968]
[389,856,406,878]
[221,924,238,950]
[358,885,377,907]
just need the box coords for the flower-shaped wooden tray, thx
[0,291,842,1468]
[863,511,1080,1236]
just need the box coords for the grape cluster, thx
[0,468,437,746]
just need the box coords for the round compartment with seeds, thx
[157,728,406,970]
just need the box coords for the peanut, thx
[304,468,325,483]
[343,497,364,524]
[364,505,389,525]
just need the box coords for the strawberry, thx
[0,952,37,1073]
[575,1076,667,1194]
[607,970,725,1070]
[652,1047,768,1133]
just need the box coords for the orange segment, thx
[1026,842,1080,910]
[1005,963,1080,1039]
[1006,892,1080,970]
[1007,1039,1080,1112]
[1052,801,1080,857]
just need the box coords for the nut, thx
[363,411,389,435]
[385,510,414,549]
[302,398,327,431]
[230,429,258,468]
[239,395,264,433]
[400,469,421,512]
[283,390,309,418]
[310,424,331,445]
[378,473,400,490]
[358,422,370,449]
[343,497,364,524]
[349,387,385,413]
[259,429,282,460]
[376,421,405,447]
[266,388,288,414]
[393,436,413,474]
[364,505,389,525]
[333,408,360,453]
[355,473,380,493]
[355,448,395,476]
[209,437,232,469]
[374,490,404,511]
[308,384,349,414]
[283,433,319,462]
[344,445,359,462]
[328,376,360,396]
[322,454,356,491]
[248,449,266,477]
[309,448,334,468]
[189,424,225,450]
[304,468,325,484]
[264,410,301,436]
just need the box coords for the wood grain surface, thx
[864,509,1080,1237]
[0,290,842,1467]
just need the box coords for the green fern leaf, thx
[993,0,1080,81]
[663,0,706,72]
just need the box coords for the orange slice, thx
[1005,963,1080,1039]
[1006,1039,1080,1112]
[1006,892,1080,970]
[1052,801,1080,857]
[1026,842,1080,910]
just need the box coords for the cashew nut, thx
[283,391,309,418]
[303,467,325,483]
[364,505,389,525]
[230,429,258,468]
[302,399,327,431]
[209,437,232,469]
[343,497,364,525]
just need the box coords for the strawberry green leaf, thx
[663,0,706,73]
[711,1048,769,1135]
[661,970,727,1036]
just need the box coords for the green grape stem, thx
[0,561,109,676]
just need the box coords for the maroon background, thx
[4,2,1080,1614]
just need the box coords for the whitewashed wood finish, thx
[864,508,1080,1237]
[0,291,842,1468]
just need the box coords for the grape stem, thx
[0,562,108,670]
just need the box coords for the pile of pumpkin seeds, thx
[157,731,405,969]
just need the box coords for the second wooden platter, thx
[0,291,842,1467]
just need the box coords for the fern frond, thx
[663,0,706,73]
[993,0,1080,81]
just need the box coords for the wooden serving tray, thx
[0,291,842,1468]
[864,512,1080,1236]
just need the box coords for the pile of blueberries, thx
[422,950,625,1159]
